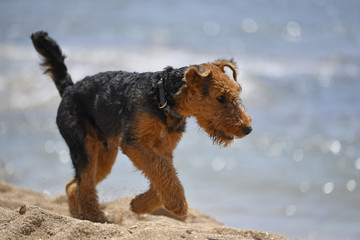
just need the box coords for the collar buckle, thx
[158,78,167,109]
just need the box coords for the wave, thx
[1,43,359,110]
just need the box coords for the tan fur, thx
[122,113,188,216]
[176,62,252,146]
[66,123,118,223]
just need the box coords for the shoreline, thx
[0,180,293,239]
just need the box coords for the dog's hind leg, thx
[65,177,79,218]
[78,129,108,222]
[57,100,107,223]
[95,138,118,184]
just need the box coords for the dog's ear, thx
[213,60,237,81]
[185,66,212,85]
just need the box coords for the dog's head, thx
[176,60,252,146]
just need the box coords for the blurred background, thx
[0,0,359,239]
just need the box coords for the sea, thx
[0,1,359,239]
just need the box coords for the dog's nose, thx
[242,126,252,135]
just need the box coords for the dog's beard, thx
[208,130,234,147]
[196,118,234,147]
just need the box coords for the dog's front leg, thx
[121,143,188,217]
[130,183,162,214]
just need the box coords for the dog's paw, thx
[81,210,108,223]
[130,197,153,214]
[130,190,162,214]
[164,198,188,217]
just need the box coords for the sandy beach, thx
[0,180,293,240]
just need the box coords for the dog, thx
[31,31,252,223]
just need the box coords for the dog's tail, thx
[31,31,73,97]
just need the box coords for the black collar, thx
[157,77,184,119]
[157,78,167,109]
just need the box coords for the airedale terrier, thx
[31,31,252,223]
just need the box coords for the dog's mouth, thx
[209,130,235,147]
[217,130,234,140]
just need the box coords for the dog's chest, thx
[135,113,185,155]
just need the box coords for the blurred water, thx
[1,1,360,239]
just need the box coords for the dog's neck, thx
[156,66,187,119]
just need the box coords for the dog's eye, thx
[216,96,226,104]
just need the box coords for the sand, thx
[0,180,292,240]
